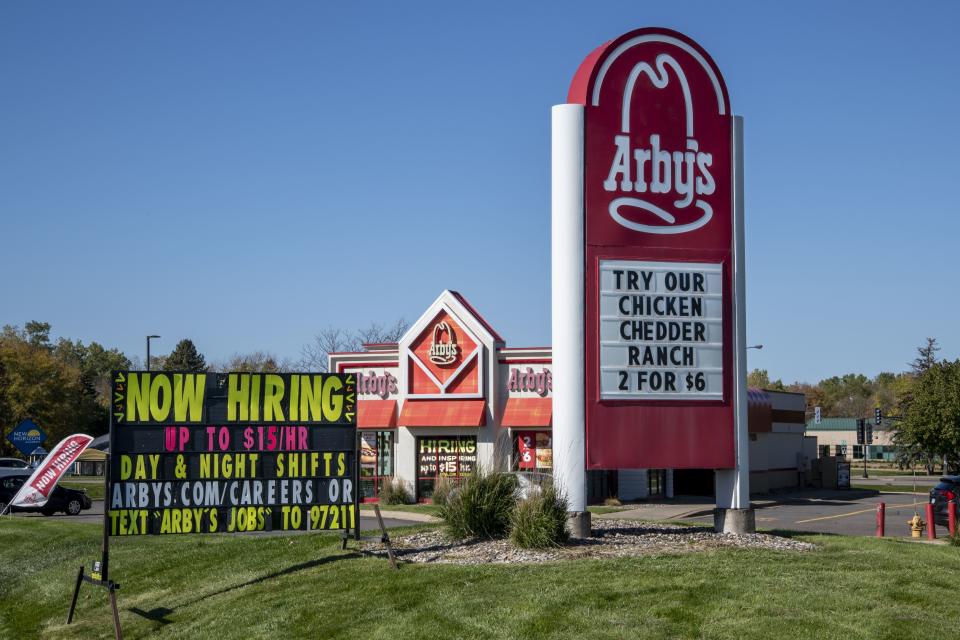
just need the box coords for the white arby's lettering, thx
[603,135,714,206]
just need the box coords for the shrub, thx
[510,481,570,549]
[440,469,517,539]
[431,477,456,507]
[377,478,411,505]
[604,496,623,507]
[949,531,960,547]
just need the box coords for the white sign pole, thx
[551,103,590,537]
[714,115,754,533]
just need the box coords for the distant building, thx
[805,417,897,462]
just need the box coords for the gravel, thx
[362,518,816,565]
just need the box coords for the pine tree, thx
[910,337,940,374]
[163,339,207,372]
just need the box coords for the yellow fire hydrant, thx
[908,513,925,538]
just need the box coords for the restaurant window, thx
[513,431,553,473]
[359,431,395,502]
[415,436,477,502]
[648,469,667,497]
[818,445,831,458]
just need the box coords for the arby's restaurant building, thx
[329,290,813,503]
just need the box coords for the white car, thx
[0,458,33,477]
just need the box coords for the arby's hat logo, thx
[580,29,730,238]
[428,321,459,366]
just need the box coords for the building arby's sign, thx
[569,27,735,470]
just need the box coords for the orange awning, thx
[358,400,397,429]
[398,400,486,427]
[501,397,552,427]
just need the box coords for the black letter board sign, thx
[108,371,356,535]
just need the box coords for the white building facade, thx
[329,290,813,502]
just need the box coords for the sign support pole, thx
[551,103,590,538]
[67,415,123,639]
[714,115,755,533]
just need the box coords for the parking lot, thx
[689,492,932,536]
[598,488,947,538]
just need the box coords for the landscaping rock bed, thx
[365,519,816,565]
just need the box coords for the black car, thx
[0,473,93,516]
[929,475,960,528]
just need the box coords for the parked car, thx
[0,457,31,470]
[929,475,960,527]
[0,472,92,516]
[0,457,34,479]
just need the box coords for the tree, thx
[24,321,51,348]
[300,318,408,372]
[911,337,940,374]
[163,339,207,372]
[0,323,134,451]
[897,359,960,473]
[747,368,784,390]
[0,327,81,452]
[217,351,292,373]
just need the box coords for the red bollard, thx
[876,502,885,537]
[926,503,936,539]
[949,501,957,538]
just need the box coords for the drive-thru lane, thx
[682,492,932,537]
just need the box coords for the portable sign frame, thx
[67,370,363,637]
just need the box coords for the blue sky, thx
[1,1,957,383]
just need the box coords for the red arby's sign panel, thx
[406,310,482,396]
[569,28,735,469]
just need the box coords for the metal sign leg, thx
[66,565,84,624]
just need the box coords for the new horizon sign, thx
[553,27,748,476]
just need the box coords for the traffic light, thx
[866,422,873,445]
[856,418,865,445]
[875,407,882,425]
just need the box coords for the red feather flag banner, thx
[6,434,93,510]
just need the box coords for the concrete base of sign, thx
[713,507,756,534]
[567,511,592,539]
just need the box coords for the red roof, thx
[399,400,486,427]
[501,398,552,427]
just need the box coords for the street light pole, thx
[146,335,161,371]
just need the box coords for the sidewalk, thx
[596,499,713,522]
[361,508,440,523]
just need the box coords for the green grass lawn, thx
[1,518,959,639]
[864,468,940,477]
[851,483,935,494]
[61,480,105,501]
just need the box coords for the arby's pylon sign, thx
[568,28,737,469]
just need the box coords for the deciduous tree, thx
[300,318,408,372]
[897,359,960,472]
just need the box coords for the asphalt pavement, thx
[685,492,933,536]
[602,488,945,537]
